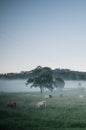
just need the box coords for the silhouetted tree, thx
[54,77,65,90]
[26,66,54,93]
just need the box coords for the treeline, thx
[53,69,86,80]
[0,66,86,80]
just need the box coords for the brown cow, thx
[7,102,16,108]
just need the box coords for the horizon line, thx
[0,66,86,74]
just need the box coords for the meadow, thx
[0,89,86,130]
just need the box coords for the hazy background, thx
[0,0,86,73]
[0,79,86,92]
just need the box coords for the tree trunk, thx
[40,87,42,93]
[40,86,43,93]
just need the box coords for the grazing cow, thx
[7,102,16,108]
[44,95,49,99]
[37,101,46,108]
[60,94,63,97]
[49,95,52,98]
[44,95,52,99]
[79,95,83,98]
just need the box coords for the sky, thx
[0,0,86,73]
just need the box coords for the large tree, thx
[54,77,65,90]
[26,66,54,93]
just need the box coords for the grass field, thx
[0,89,86,130]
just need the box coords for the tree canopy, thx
[54,77,65,89]
[26,66,54,93]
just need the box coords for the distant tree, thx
[26,66,54,93]
[54,77,65,90]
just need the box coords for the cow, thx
[79,95,83,98]
[60,94,63,97]
[36,101,46,108]
[49,94,52,98]
[44,95,52,99]
[7,102,16,108]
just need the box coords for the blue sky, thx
[0,0,86,73]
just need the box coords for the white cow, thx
[44,95,52,99]
[44,95,49,99]
[36,101,46,108]
[79,95,83,98]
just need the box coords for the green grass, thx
[0,90,86,130]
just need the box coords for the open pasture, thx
[0,89,86,130]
